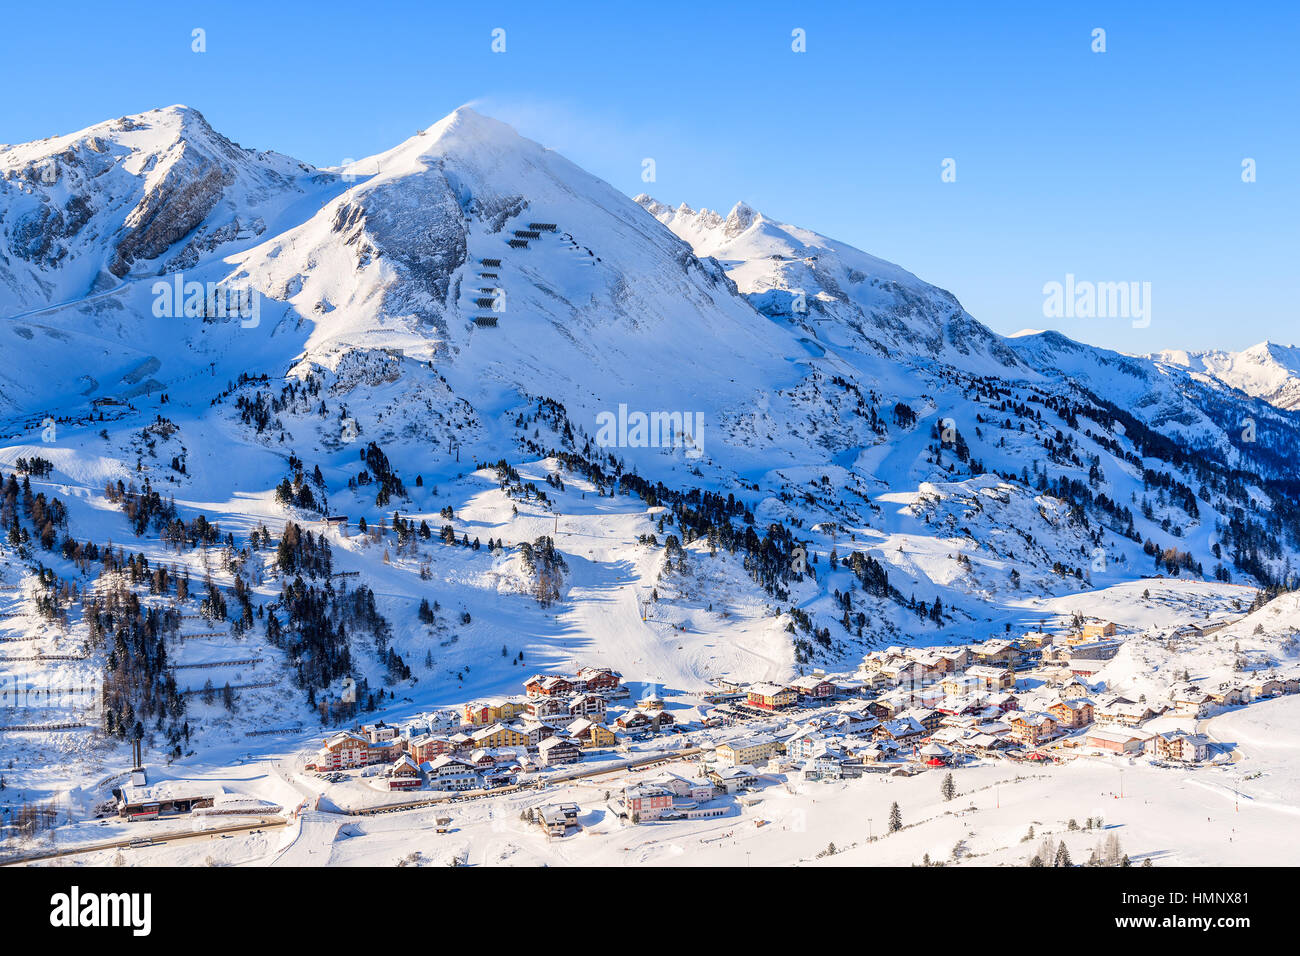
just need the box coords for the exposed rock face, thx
[0,105,320,309]
[723,201,756,239]
[110,158,232,277]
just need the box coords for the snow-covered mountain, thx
[1151,341,1300,412]
[3,105,1300,768]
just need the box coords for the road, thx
[1,815,286,866]
[348,747,702,816]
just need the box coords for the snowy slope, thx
[2,104,1300,820]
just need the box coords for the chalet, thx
[1096,702,1156,727]
[1076,620,1117,640]
[965,664,1015,691]
[623,785,674,822]
[1059,678,1094,700]
[912,651,953,679]
[575,666,622,692]
[857,744,891,764]
[785,730,830,761]
[537,803,579,835]
[1284,677,1300,695]
[941,674,984,698]
[615,708,674,734]
[316,732,369,771]
[514,718,561,749]
[468,748,507,769]
[407,734,452,763]
[875,716,927,745]
[880,660,928,686]
[482,767,520,789]
[1085,727,1148,754]
[615,709,652,733]
[747,683,797,710]
[802,746,851,780]
[984,692,1020,714]
[918,742,953,766]
[421,710,462,736]
[1067,659,1108,680]
[471,723,529,750]
[789,674,837,700]
[524,696,569,719]
[1247,678,1282,701]
[900,707,944,734]
[638,693,665,712]
[715,736,778,767]
[939,647,974,671]
[423,755,480,790]
[1148,731,1210,763]
[1208,685,1246,707]
[1047,698,1094,729]
[970,639,1020,669]
[366,737,403,766]
[537,736,582,767]
[708,765,757,794]
[1170,690,1215,718]
[388,754,422,791]
[864,699,895,720]
[935,695,985,717]
[568,718,617,749]
[1016,631,1054,653]
[568,693,608,720]
[1008,712,1061,747]
[525,675,574,698]
[828,710,878,736]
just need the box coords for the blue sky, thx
[3,0,1295,352]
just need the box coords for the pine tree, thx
[941,773,956,801]
[888,801,902,832]
[1055,843,1072,867]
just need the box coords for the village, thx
[281,612,1297,838]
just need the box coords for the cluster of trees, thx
[103,478,182,538]
[2,469,69,552]
[275,455,327,513]
[225,372,316,436]
[268,574,397,700]
[518,535,567,607]
[350,442,406,508]
[13,455,54,477]
[87,578,188,758]
[276,522,333,578]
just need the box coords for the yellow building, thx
[470,723,529,749]
[715,736,777,767]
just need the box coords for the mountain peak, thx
[723,201,758,238]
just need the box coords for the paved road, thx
[348,747,702,816]
[1,816,286,866]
